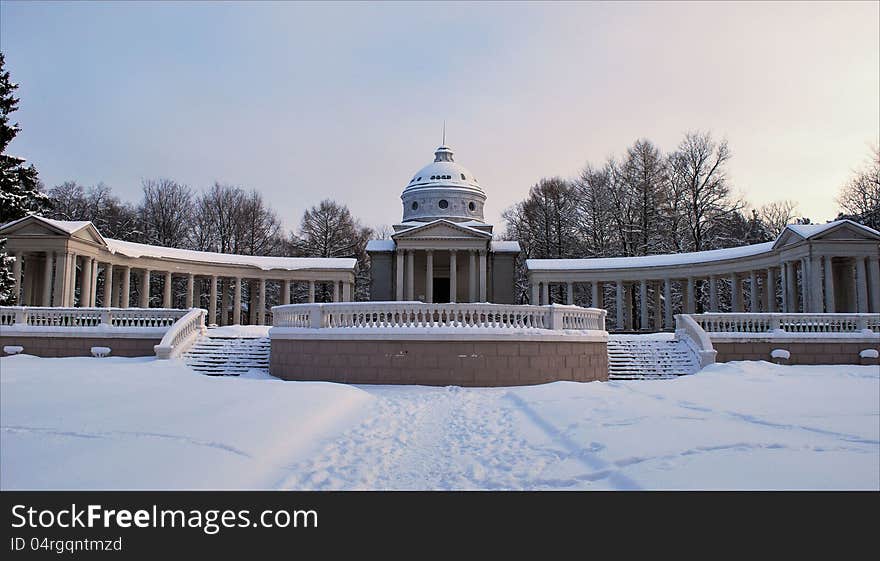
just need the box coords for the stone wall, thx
[270,338,608,386]
[712,339,879,365]
[0,334,161,358]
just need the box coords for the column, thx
[53,253,66,307]
[257,278,265,324]
[12,252,22,305]
[779,263,791,313]
[220,279,229,325]
[730,274,742,312]
[708,276,718,312]
[749,270,759,312]
[800,258,812,313]
[785,261,797,312]
[163,271,172,308]
[855,258,868,313]
[530,281,539,305]
[138,269,150,307]
[233,277,242,324]
[687,277,696,314]
[663,278,672,329]
[821,257,834,313]
[591,282,600,309]
[541,282,549,306]
[332,280,340,302]
[425,250,434,303]
[867,256,880,313]
[639,280,649,330]
[282,280,291,305]
[767,268,777,312]
[449,250,457,303]
[209,275,218,325]
[186,274,194,308]
[395,250,404,301]
[468,250,477,302]
[80,257,93,307]
[405,250,414,300]
[342,281,352,302]
[90,259,98,307]
[653,281,662,330]
[42,252,54,306]
[624,283,633,330]
[308,280,315,303]
[65,253,77,306]
[478,250,487,302]
[103,264,114,308]
[810,257,823,313]
[566,282,574,305]
[616,280,624,330]
[120,266,131,308]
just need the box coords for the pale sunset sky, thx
[1,1,878,231]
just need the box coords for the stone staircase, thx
[607,334,701,380]
[184,335,270,376]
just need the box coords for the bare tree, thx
[757,200,798,237]
[290,199,373,300]
[836,146,880,230]
[668,131,743,252]
[138,179,193,248]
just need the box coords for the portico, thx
[0,215,357,325]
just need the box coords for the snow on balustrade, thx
[272,302,606,331]
[154,309,207,359]
[691,313,879,334]
[0,307,191,329]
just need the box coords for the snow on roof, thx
[0,215,92,235]
[366,239,396,252]
[490,241,521,253]
[39,217,93,234]
[785,219,880,239]
[104,238,355,271]
[527,242,775,271]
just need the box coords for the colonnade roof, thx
[527,220,880,274]
[0,215,356,272]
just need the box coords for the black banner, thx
[0,491,875,557]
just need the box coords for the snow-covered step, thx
[184,335,271,376]
[607,334,701,380]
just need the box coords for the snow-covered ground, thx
[1,355,877,490]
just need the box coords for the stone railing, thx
[272,302,606,331]
[0,307,189,328]
[154,308,207,359]
[674,314,717,367]
[691,313,879,334]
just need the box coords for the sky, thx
[1,0,878,233]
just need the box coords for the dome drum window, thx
[411,202,419,211]
[438,200,449,209]
[468,202,476,212]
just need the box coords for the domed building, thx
[366,144,521,303]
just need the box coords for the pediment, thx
[392,220,491,241]
[773,220,880,249]
[72,226,105,244]
[0,215,107,247]
[810,222,880,241]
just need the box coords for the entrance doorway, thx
[433,277,450,303]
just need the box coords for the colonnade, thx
[394,248,487,303]
[8,251,355,326]
[529,255,880,331]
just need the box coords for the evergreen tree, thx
[0,52,51,303]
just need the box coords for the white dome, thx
[402,145,484,196]
[400,145,487,223]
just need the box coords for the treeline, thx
[44,179,374,301]
[501,131,821,303]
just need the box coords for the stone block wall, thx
[0,335,161,358]
[270,338,608,386]
[713,340,879,365]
